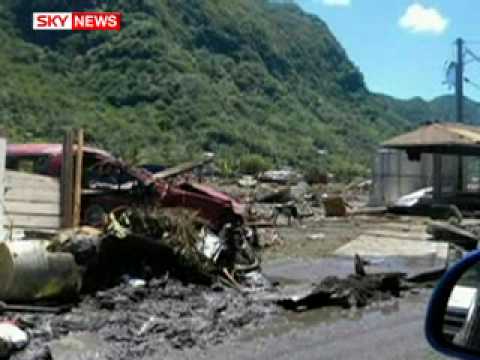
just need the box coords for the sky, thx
[293,0,480,101]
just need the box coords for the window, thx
[6,155,50,175]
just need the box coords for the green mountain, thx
[0,0,426,178]
[380,94,480,125]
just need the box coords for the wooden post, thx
[433,154,442,201]
[0,135,6,239]
[73,129,84,227]
[61,130,74,228]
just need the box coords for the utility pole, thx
[456,37,464,123]
[455,38,464,192]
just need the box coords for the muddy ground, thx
[11,278,277,360]
[9,183,443,359]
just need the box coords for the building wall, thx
[369,149,460,207]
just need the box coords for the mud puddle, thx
[239,289,432,342]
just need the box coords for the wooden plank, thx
[61,131,74,228]
[3,214,61,229]
[5,171,59,189]
[4,179,59,192]
[6,225,59,232]
[362,229,428,241]
[4,201,61,216]
[15,229,58,235]
[358,223,427,233]
[152,157,213,180]
[5,188,60,203]
[73,129,84,227]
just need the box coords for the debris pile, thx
[277,256,409,311]
[47,207,265,292]
[0,322,28,358]
[257,170,302,185]
[255,229,284,249]
[0,206,273,359]
[279,272,407,311]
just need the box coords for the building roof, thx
[7,143,111,158]
[382,123,480,155]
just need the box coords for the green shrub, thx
[237,154,272,175]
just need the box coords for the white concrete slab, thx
[335,235,448,260]
[334,234,449,274]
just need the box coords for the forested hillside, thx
[0,0,454,177]
[380,94,480,125]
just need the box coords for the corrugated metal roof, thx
[382,123,480,148]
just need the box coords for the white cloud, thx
[399,3,448,35]
[323,0,351,7]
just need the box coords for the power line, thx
[465,48,480,65]
[465,77,480,91]
[464,57,476,66]
[444,40,480,96]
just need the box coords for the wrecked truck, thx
[6,143,245,230]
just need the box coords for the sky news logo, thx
[33,12,121,31]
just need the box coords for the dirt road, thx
[174,291,446,360]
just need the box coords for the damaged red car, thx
[6,143,246,230]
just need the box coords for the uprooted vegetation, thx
[48,207,260,291]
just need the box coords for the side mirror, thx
[426,250,480,359]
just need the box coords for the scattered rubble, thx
[254,186,292,204]
[427,221,480,250]
[307,233,325,241]
[256,229,284,249]
[237,176,257,188]
[0,322,28,358]
[272,203,302,226]
[278,271,408,311]
[257,170,302,185]
[344,179,372,193]
[322,195,350,217]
